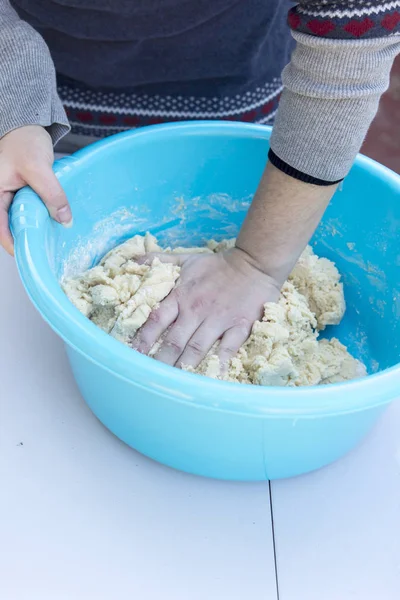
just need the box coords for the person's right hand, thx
[0,125,72,255]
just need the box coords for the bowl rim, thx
[10,121,400,416]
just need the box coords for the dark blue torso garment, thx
[11,0,294,134]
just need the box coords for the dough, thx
[63,233,366,387]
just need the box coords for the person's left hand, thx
[132,248,281,369]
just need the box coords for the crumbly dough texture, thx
[63,233,366,387]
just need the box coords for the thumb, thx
[23,163,73,227]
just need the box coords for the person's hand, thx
[133,248,281,368]
[0,125,72,255]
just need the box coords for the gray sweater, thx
[0,0,399,182]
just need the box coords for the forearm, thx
[237,1,400,282]
[0,0,70,143]
[236,163,336,284]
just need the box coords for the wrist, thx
[233,243,290,288]
[229,246,283,291]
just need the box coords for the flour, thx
[63,233,366,387]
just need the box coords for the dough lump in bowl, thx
[63,234,366,387]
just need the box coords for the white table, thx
[1,251,399,599]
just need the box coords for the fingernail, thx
[57,206,73,227]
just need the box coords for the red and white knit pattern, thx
[298,1,400,18]
[290,0,400,38]
[59,79,283,137]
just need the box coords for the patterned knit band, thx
[289,0,400,39]
[58,77,283,137]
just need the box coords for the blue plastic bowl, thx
[11,122,400,480]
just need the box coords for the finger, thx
[0,192,15,256]
[138,253,190,266]
[132,294,179,354]
[23,163,73,226]
[178,319,224,369]
[219,321,252,369]
[155,314,203,366]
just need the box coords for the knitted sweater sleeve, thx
[0,0,70,143]
[269,1,400,184]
